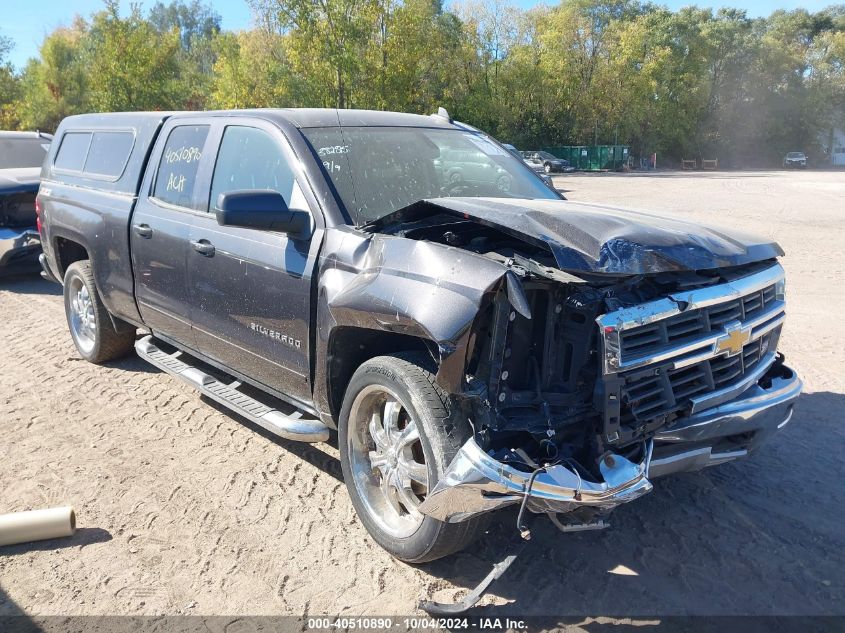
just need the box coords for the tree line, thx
[1,0,844,166]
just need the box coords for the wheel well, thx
[54,237,89,278]
[326,327,436,422]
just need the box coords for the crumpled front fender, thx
[316,228,516,394]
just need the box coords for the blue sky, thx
[2,0,837,70]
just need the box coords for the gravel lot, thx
[1,170,843,620]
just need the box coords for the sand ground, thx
[0,170,843,620]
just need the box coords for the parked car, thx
[434,147,513,191]
[521,150,573,173]
[783,151,807,168]
[39,109,800,567]
[503,143,555,187]
[0,131,51,272]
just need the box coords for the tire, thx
[544,163,552,173]
[339,352,486,563]
[63,260,136,363]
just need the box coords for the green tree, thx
[149,0,222,109]
[15,18,90,131]
[0,31,21,128]
[86,0,182,111]
[249,0,382,108]
[209,29,294,108]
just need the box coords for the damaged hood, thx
[0,168,41,195]
[371,197,783,275]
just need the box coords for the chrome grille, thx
[620,330,778,421]
[619,283,778,362]
[597,264,786,424]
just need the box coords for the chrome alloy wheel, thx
[68,276,96,354]
[347,385,429,538]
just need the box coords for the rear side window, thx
[83,131,134,178]
[53,130,134,180]
[54,132,91,172]
[153,125,210,209]
[208,126,296,211]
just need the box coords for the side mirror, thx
[215,190,310,238]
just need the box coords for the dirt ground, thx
[1,170,843,620]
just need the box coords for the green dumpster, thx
[542,145,629,171]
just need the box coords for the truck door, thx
[131,122,213,346]
[187,122,319,405]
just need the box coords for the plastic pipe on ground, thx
[0,507,76,547]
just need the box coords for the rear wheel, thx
[63,260,136,363]
[339,352,486,562]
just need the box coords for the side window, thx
[54,132,92,172]
[83,131,134,179]
[153,125,210,209]
[209,126,296,211]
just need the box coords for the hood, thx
[369,197,783,275]
[0,168,41,195]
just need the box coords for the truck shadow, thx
[199,395,344,483]
[0,273,61,296]
[418,389,845,619]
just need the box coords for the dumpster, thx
[542,145,629,171]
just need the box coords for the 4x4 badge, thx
[715,322,752,356]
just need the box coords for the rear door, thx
[187,120,318,404]
[131,121,213,346]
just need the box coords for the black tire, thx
[339,352,486,563]
[63,260,136,363]
[544,163,552,173]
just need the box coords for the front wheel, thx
[63,260,136,363]
[339,353,486,562]
[544,163,552,173]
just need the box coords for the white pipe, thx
[0,507,76,547]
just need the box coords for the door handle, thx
[191,239,215,256]
[133,224,153,238]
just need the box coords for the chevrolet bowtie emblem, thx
[715,322,752,356]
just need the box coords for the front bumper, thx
[419,362,801,523]
[0,226,41,268]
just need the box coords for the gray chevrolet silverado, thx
[39,109,801,565]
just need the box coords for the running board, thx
[135,335,330,443]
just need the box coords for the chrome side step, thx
[135,335,330,443]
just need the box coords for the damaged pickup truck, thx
[0,131,51,272]
[39,109,800,567]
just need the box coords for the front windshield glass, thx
[0,137,49,169]
[536,151,556,160]
[787,152,804,158]
[301,126,559,225]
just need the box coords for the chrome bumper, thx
[419,362,801,523]
[0,227,40,267]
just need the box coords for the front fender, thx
[313,227,511,418]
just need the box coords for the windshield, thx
[0,137,49,169]
[536,152,557,160]
[301,126,559,225]
[786,152,805,158]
